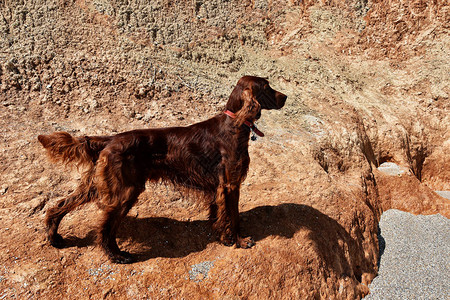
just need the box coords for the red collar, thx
[223,110,265,137]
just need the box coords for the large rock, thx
[0,0,448,298]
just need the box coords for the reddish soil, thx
[0,0,448,298]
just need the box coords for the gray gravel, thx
[364,209,450,299]
[435,191,450,200]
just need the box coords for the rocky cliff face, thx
[0,0,448,298]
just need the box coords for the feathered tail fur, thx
[37,132,110,167]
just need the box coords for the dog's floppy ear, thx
[234,88,261,126]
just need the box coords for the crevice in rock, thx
[408,145,428,182]
[378,155,394,166]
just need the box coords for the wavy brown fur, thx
[37,132,111,167]
[38,76,287,263]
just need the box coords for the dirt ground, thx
[0,0,448,298]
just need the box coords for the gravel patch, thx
[188,261,215,282]
[377,162,409,176]
[435,191,450,200]
[364,209,449,299]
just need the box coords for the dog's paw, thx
[219,233,236,247]
[49,233,65,248]
[236,236,255,249]
[110,251,135,264]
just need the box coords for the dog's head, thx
[226,76,287,126]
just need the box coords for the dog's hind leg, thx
[97,186,142,264]
[45,184,96,248]
[95,149,145,264]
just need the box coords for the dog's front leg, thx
[226,183,255,249]
[213,180,254,249]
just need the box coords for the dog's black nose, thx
[277,93,287,108]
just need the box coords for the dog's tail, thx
[38,132,111,167]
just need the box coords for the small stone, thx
[0,185,8,195]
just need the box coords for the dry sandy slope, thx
[0,0,449,298]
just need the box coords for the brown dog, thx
[38,76,287,263]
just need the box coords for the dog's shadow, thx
[66,203,371,280]
[118,204,370,278]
